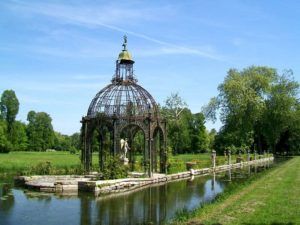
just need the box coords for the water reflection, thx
[0,184,15,212]
[80,176,225,225]
[0,161,275,225]
[227,168,232,181]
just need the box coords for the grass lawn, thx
[0,151,267,175]
[0,151,83,173]
[173,157,300,225]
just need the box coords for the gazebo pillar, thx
[147,112,153,177]
[81,117,92,172]
[162,121,167,174]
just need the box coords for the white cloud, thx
[4,1,225,61]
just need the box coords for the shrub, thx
[102,155,128,180]
[69,146,77,154]
[30,161,52,175]
[0,141,13,153]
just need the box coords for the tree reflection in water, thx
[78,175,225,224]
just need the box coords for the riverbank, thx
[172,157,300,225]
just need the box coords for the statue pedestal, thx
[123,157,129,165]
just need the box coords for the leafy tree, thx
[91,130,100,153]
[203,66,299,154]
[188,112,209,152]
[132,130,144,155]
[163,92,187,120]
[10,121,28,151]
[208,129,217,150]
[162,93,209,154]
[52,132,80,153]
[53,132,72,151]
[203,66,275,151]
[70,132,80,150]
[0,90,20,138]
[162,93,188,153]
[285,106,300,155]
[27,111,54,151]
[0,120,11,153]
[261,71,299,153]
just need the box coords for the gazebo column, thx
[162,121,167,174]
[147,137,152,177]
[80,119,86,166]
[152,137,157,173]
[84,134,92,172]
[159,134,166,174]
[82,118,92,172]
[142,130,147,175]
[147,115,153,177]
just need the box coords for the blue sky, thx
[0,0,299,135]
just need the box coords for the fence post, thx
[227,150,231,165]
[211,150,216,170]
[247,150,250,162]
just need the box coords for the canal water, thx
[0,161,274,225]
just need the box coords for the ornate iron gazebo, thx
[81,36,167,177]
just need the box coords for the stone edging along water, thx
[14,157,273,196]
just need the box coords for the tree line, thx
[0,90,80,153]
[1,65,299,155]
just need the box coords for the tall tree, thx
[162,93,188,153]
[162,93,209,154]
[10,121,28,151]
[70,132,80,150]
[53,132,72,151]
[0,120,11,153]
[203,66,276,151]
[203,66,299,154]
[261,71,299,152]
[163,92,187,120]
[208,129,217,150]
[27,111,54,151]
[0,90,19,137]
[188,112,209,152]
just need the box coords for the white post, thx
[211,150,216,170]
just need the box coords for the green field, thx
[0,151,262,175]
[0,151,82,174]
[173,157,300,225]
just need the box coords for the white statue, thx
[120,138,130,159]
[124,138,130,159]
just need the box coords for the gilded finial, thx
[122,35,127,51]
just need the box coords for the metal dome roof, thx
[87,81,158,118]
[87,36,158,119]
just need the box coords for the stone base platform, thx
[15,157,273,196]
[14,175,94,193]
